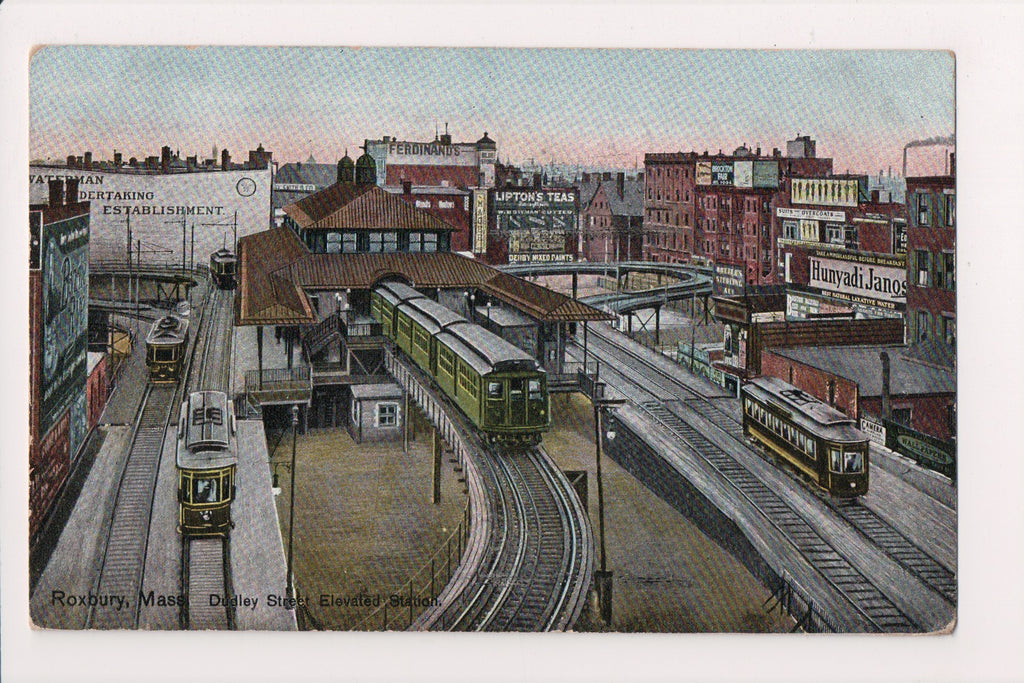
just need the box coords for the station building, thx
[238,172,610,431]
[29,179,91,538]
[578,172,644,263]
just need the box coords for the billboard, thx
[791,178,858,207]
[472,189,488,254]
[713,262,746,296]
[752,161,780,188]
[733,161,753,188]
[29,167,272,266]
[807,250,907,308]
[710,162,733,186]
[39,212,89,440]
[695,161,713,186]
[696,160,777,188]
[493,189,577,263]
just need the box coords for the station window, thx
[326,232,342,253]
[342,233,357,253]
[377,402,399,428]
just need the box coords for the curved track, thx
[571,324,955,632]
[385,348,593,632]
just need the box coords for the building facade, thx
[578,173,644,262]
[643,136,833,286]
[30,179,90,538]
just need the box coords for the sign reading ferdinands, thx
[29,167,272,267]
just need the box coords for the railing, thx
[91,258,204,277]
[354,504,472,631]
[763,574,842,634]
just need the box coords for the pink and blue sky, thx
[31,47,953,177]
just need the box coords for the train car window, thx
[797,432,806,450]
[193,477,219,504]
[843,451,864,473]
[528,379,542,401]
[829,448,842,473]
[807,440,816,458]
[509,379,524,398]
[487,382,503,399]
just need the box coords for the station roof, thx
[236,227,613,326]
[282,182,454,233]
[768,345,955,398]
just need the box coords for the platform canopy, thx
[236,227,613,327]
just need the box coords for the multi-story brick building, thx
[904,154,956,353]
[643,136,832,286]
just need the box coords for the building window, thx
[915,250,931,286]
[826,223,844,245]
[383,232,398,253]
[891,407,913,427]
[916,310,931,342]
[944,194,956,227]
[947,404,956,437]
[376,402,399,428]
[943,251,955,290]
[326,231,342,254]
[342,233,357,253]
[942,314,956,346]
[916,193,932,227]
[368,233,383,252]
[408,232,422,252]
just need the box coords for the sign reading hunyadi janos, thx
[808,251,907,304]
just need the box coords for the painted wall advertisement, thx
[29,167,271,266]
[472,189,489,254]
[713,262,746,296]
[494,189,577,263]
[710,162,733,186]
[791,178,859,207]
[696,159,778,188]
[733,161,753,188]
[807,250,907,309]
[40,212,89,447]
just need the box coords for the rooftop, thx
[768,344,955,397]
[283,182,455,233]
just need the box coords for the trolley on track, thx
[176,391,238,536]
[210,248,237,290]
[145,314,190,383]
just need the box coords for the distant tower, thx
[355,144,377,185]
[337,150,355,184]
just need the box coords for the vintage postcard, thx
[7,3,1019,681]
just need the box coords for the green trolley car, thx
[176,391,238,536]
[145,314,190,383]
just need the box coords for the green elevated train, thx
[371,281,549,448]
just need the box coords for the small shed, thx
[474,304,540,360]
[349,383,404,443]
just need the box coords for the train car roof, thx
[176,391,237,469]
[376,281,425,303]
[405,296,466,330]
[211,247,236,262]
[146,314,189,345]
[445,321,541,374]
[743,376,866,443]
[435,329,493,376]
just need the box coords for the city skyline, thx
[31,46,954,177]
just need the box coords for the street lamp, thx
[285,404,299,607]
[593,396,625,625]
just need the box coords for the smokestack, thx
[902,147,908,178]
[113,150,122,167]
[533,172,542,189]
[65,177,80,204]
[48,179,65,207]
[221,148,230,171]
[84,151,93,170]
[880,351,891,420]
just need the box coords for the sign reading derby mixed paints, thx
[494,189,577,263]
[807,249,907,307]
[29,167,271,266]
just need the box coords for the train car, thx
[176,390,237,536]
[371,281,549,448]
[741,376,869,498]
[210,247,237,290]
[145,314,190,383]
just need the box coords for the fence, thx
[763,574,841,633]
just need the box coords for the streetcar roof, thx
[211,248,236,262]
[743,376,865,439]
[435,329,493,376]
[177,391,237,468]
[377,281,424,304]
[405,296,466,330]
[146,314,189,345]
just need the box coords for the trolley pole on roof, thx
[286,404,299,607]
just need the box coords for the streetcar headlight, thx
[201,511,212,521]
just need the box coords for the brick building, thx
[578,172,644,262]
[643,136,832,286]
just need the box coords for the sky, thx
[30,46,954,177]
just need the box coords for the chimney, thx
[65,177,80,204]
[402,180,412,195]
[880,351,891,420]
[66,154,77,168]
[773,148,780,158]
[533,173,542,189]
[616,172,625,199]
[113,150,122,166]
[902,147,908,178]
[637,171,645,183]
[84,151,93,170]
[871,190,880,203]
[48,179,65,207]
[221,148,230,171]
[755,146,761,157]
[582,172,591,184]
[949,152,955,177]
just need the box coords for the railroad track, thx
[86,384,176,629]
[179,284,235,630]
[578,324,956,607]
[385,347,593,632]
